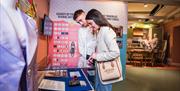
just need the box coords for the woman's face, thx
[86,20,100,32]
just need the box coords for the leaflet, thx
[70,71,81,77]
[39,79,65,91]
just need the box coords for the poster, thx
[48,21,80,67]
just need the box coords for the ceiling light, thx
[144,4,148,7]
[157,19,164,23]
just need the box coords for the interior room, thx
[0,0,180,91]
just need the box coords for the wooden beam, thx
[128,11,150,14]
[128,14,165,19]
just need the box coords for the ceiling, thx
[127,0,180,25]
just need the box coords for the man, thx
[0,0,38,91]
[150,33,158,49]
[73,9,96,68]
[140,33,152,50]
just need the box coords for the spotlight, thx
[144,4,148,7]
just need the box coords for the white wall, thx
[49,0,128,34]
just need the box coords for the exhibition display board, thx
[48,0,128,74]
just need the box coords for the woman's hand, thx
[87,53,96,66]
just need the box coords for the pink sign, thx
[48,21,80,68]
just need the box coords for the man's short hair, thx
[73,9,84,20]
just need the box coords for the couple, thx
[73,9,120,91]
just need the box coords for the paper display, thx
[39,79,65,91]
[70,71,81,77]
[45,70,68,77]
[87,70,95,76]
[80,81,87,86]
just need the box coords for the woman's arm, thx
[94,28,120,61]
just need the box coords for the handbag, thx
[87,48,123,85]
[96,57,123,84]
[97,57,121,80]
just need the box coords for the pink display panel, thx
[48,21,80,68]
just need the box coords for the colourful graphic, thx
[48,21,80,68]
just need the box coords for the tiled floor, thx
[112,65,180,91]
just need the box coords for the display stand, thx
[38,68,95,91]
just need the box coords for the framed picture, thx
[115,26,123,38]
[43,15,53,36]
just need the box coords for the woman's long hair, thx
[86,9,116,30]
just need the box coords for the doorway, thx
[173,26,180,64]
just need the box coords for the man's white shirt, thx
[78,27,96,67]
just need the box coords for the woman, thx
[86,9,120,91]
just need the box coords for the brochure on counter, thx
[39,79,65,91]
